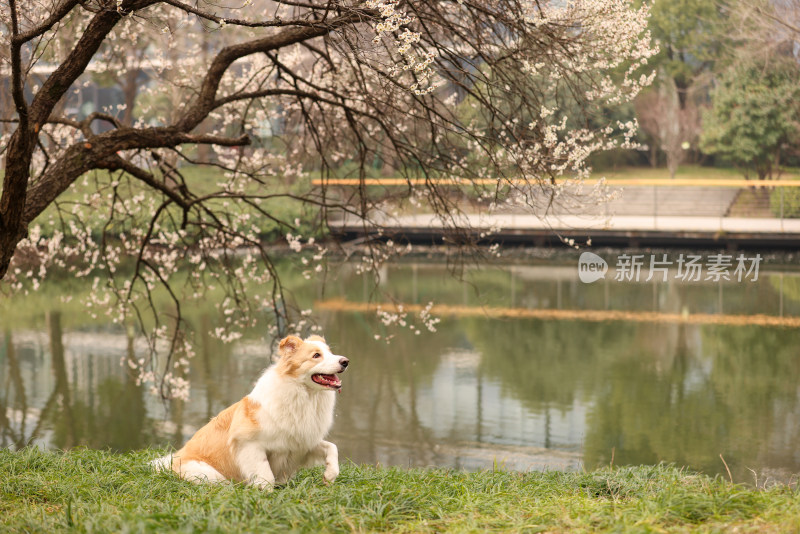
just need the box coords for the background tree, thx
[0,0,655,397]
[634,69,701,177]
[726,0,800,53]
[645,0,725,103]
[700,58,800,180]
[631,0,728,170]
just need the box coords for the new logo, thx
[578,252,608,283]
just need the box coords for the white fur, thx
[150,454,172,472]
[154,336,346,489]
[244,340,343,485]
[179,460,228,483]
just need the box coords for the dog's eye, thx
[313,353,321,359]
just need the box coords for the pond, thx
[2,249,800,484]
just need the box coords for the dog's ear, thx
[278,335,302,357]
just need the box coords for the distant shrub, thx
[770,187,800,218]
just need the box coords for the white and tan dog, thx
[152,335,348,488]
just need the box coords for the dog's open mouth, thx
[312,374,342,389]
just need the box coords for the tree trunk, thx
[121,66,141,127]
[667,151,679,179]
[0,129,34,279]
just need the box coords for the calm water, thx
[2,250,800,483]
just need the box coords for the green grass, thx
[1,448,799,532]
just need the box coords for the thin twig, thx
[720,454,734,484]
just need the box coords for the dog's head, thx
[275,335,349,391]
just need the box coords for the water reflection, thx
[1,257,799,482]
[1,314,152,450]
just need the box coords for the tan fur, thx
[278,335,302,354]
[276,336,327,378]
[156,334,347,487]
[171,397,262,481]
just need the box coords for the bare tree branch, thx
[175,10,370,131]
[12,0,83,44]
[161,0,336,27]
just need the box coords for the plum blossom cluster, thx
[522,0,657,104]
[366,0,438,95]
[354,238,412,277]
[418,301,440,333]
[286,232,328,280]
[373,300,441,342]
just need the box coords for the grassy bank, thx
[1,449,799,532]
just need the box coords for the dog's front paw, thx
[251,477,275,492]
[323,463,339,485]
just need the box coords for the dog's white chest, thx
[254,391,335,484]
[254,388,336,451]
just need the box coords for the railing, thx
[313,178,800,234]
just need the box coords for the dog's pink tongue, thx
[313,374,342,388]
[328,375,342,387]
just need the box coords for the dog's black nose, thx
[339,357,349,369]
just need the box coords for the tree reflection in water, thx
[0,313,151,451]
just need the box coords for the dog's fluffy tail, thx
[150,454,173,472]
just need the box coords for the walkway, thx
[326,181,800,248]
[340,212,800,234]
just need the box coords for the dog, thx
[152,335,348,488]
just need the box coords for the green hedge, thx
[770,187,800,218]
